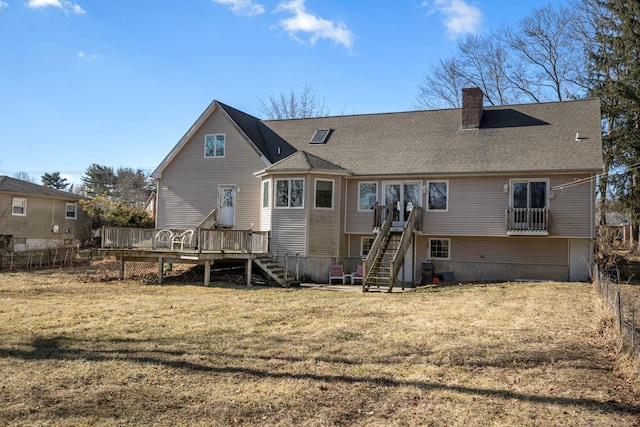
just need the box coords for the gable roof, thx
[151,101,295,179]
[153,96,603,180]
[0,176,82,200]
[262,98,603,176]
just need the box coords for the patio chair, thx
[351,265,363,285]
[171,229,195,251]
[155,229,173,249]
[329,264,346,284]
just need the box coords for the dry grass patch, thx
[0,269,639,426]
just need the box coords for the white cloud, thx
[275,0,353,50]
[211,0,264,16]
[0,1,8,11]
[27,0,85,14]
[423,0,482,38]
[77,51,101,61]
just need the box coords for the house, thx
[148,87,602,286]
[0,175,84,252]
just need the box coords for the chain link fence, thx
[593,264,638,377]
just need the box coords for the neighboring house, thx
[143,191,157,219]
[0,176,83,252]
[151,88,602,284]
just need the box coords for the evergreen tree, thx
[41,172,69,190]
[589,0,640,242]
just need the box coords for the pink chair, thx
[351,265,363,285]
[329,264,346,284]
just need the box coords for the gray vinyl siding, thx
[269,174,310,256]
[308,175,341,257]
[549,174,594,237]
[345,174,594,238]
[156,109,265,230]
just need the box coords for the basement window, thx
[310,129,331,144]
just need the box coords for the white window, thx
[65,203,77,219]
[314,179,334,209]
[12,197,26,216]
[358,182,377,211]
[511,179,548,209]
[262,180,270,209]
[428,238,450,260]
[361,237,375,257]
[275,178,304,208]
[204,134,225,158]
[427,181,448,211]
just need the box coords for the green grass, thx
[0,268,638,426]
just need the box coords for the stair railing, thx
[389,206,419,291]
[363,203,393,290]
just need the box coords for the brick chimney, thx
[461,87,483,129]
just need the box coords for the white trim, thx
[12,197,26,216]
[509,178,550,208]
[314,178,334,210]
[426,180,449,212]
[274,178,305,209]
[361,236,375,257]
[428,238,451,260]
[357,181,378,212]
[65,202,78,220]
[204,133,226,158]
[261,179,271,209]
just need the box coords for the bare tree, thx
[417,4,586,109]
[13,171,34,183]
[503,4,585,101]
[259,82,329,119]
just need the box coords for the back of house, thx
[152,88,602,284]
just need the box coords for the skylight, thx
[310,129,331,144]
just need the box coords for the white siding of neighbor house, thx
[345,174,594,239]
[156,108,265,230]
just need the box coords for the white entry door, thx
[218,185,235,227]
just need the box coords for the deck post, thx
[157,257,164,284]
[295,253,300,281]
[119,256,125,280]
[204,260,211,286]
[246,258,252,287]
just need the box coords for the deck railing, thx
[389,206,418,288]
[101,227,269,253]
[506,208,550,235]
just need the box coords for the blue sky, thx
[0,0,567,186]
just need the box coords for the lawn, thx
[0,267,638,426]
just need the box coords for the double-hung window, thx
[204,134,225,158]
[65,203,78,219]
[275,178,304,208]
[12,197,26,216]
[358,182,377,211]
[314,179,334,209]
[361,237,375,257]
[428,238,450,260]
[427,181,448,211]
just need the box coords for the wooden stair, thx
[364,233,401,292]
[253,254,300,287]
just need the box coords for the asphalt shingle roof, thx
[261,99,603,176]
[0,175,82,200]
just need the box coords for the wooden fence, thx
[593,265,638,365]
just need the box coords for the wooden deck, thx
[100,227,270,286]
